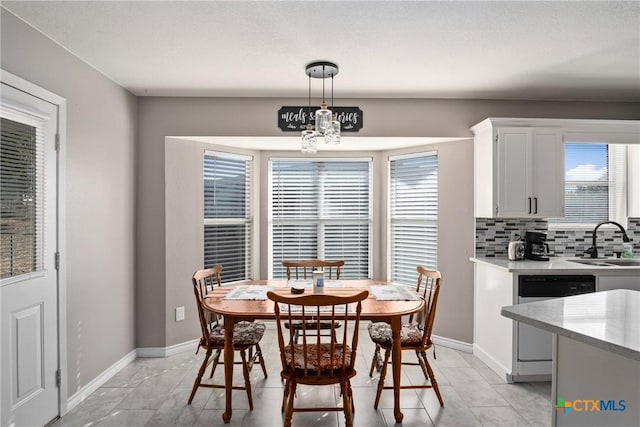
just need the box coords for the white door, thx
[1,82,59,426]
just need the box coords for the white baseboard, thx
[432,334,473,353]
[66,350,137,413]
[137,338,199,358]
[473,343,510,379]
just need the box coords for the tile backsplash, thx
[476,217,640,258]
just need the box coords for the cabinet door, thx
[598,275,640,292]
[531,128,564,217]
[497,127,531,217]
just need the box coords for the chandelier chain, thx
[308,73,312,127]
[322,65,326,104]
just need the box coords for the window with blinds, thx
[270,159,371,279]
[389,152,438,286]
[0,110,45,279]
[204,151,252,282]
[550,143,625,225]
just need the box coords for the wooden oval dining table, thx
[202,279,424,424]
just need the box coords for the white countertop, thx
[501,289,640,361]
[471,256,640,273]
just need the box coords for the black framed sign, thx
[278,106,363,132]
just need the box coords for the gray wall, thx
[136,98,283,347]
[1,9,137,396]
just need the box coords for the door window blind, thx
[204,151,252,282]
[389,153,438,286]
[0,108,46,279]
[270,159,371,279]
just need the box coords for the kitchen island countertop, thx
[501,289,640,361]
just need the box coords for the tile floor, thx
[54,327,552,427]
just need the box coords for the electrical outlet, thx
[510,231,521,241]
[175,306,185,322]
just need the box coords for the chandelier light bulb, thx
[315,103,332,135]
[324,114,341,145]
[301,124,318,153]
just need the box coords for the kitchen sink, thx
[568,259,640,267]
[601,259,640,266]
[569,260,615,266]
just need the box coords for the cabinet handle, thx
[528,197,532,214]
[534,197,538,214]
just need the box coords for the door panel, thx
[532,128,564,216]
[517,296,553,361]
[1,82,59,427]
[15,303,43,400]
[497,127,531,216]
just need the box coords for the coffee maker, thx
[524,231,550,261]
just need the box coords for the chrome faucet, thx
[585,221,630,258]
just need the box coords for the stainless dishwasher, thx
[517,275,596,362]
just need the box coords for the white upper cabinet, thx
[473,119,564,218]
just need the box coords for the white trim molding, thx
[358,323,472,353]
[433,335,473,353]
[66,350,136,412]
[136,338,199,358]
[473,343,510,380]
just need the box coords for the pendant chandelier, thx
[301,61,341,153]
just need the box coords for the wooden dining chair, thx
[267,289,369,427]
[188,265,268,408]
[282,259,345,343]
[368,266,444,407]
[282,259,344,280]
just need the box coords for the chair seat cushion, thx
[368,322,430,347]
[284,320,343,330]
[206,321,266,347]
[284,343,352,372]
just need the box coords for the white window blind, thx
[270,159,371,279]
[0,107,45,279]
[389,153,438,286]
[551,143,625,225]
[204,151,252,282]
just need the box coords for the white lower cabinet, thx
[473,263,551,382]
[598,274,640,291]
[473,262,640,382]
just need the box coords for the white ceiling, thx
[3,1,640,101]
